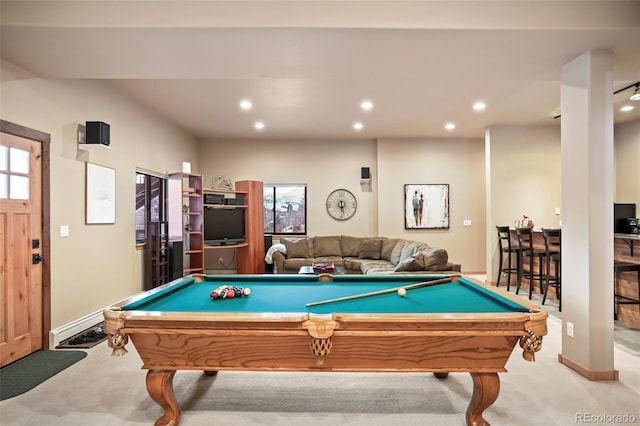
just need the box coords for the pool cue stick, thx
[306,274,461,307]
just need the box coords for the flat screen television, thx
[204,207,246,245]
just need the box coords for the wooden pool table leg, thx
[146,370,180,426]
[466,372,500,426]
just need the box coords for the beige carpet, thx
[0,315,638,426]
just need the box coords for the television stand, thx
[204,242,248,249]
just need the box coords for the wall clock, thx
[326,189,357,220]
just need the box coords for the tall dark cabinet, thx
[145,221,169,289]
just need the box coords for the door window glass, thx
[10,175,29,200]
[0,146,7,171]
[0,145,30,200]
[10,147,29,174]
[0,174,7,198]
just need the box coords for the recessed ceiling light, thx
[254,121,265,130]
[240,100,253,111]
[445,122,456,131]
[473,101,486,111]
[360,100,374,111]
[353,122,364,130]
[620,105,635,112]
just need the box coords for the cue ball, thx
[397,288,407,297]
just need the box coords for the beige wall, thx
[614,119,640,205]
[377,138,486,272]
[485,125,562,282]
[199,138,379,235]
[198,138,379,271]
[1,60,199,328]
[200,137,487,272]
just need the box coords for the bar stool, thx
[496,226,520,291]
[542,228,561,311]
[516,227,547,299]
[613,261,640,320]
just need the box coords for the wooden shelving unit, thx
[168,173,204,275]
[202,187,248,272]
[145,221,169,289]
[202,181,264,274]
[168,177,263,275]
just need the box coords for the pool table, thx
[104,274,548,426]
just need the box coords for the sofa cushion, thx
[341,235,362,257]
[394,253,425,272]
[400,241,423,261]
[343,257,364,271]
[282,257,314,270]
[314,236,342,257]
[421,248,449,271]
[360,259,395,274]
[390,240,406,265]
[314,256,345,267]
[359,238,382,259]
[282,238,311,258]
[380,238,398,261]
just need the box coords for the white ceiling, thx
[2,1,639,140]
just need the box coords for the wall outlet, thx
[218,257,224,263]
[555,207,561,215]
[60,225,69,237]
[566,322,574,337]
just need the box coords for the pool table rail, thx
[104,305,548,366]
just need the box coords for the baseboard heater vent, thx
[49,308,106,349]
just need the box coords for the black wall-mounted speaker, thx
[86,121,110,146]
[361,167,371,180]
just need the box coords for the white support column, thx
[558,50,617,380]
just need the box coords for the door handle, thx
[32,254,44,264]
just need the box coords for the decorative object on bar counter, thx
[515,214,534,229]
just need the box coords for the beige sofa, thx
[267,235,461,275]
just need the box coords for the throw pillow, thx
[421,248,449,271]
[359,238,382,259]
[400,242,421,262]
[390,240,407,265]
[380,238,398,260]
[394,253,424,271]
[340,235,362,257]
[282,238,311,258]
[314,236,342,257]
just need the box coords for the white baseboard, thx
[49,309,105,349]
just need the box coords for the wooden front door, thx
[0,129,45,367]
